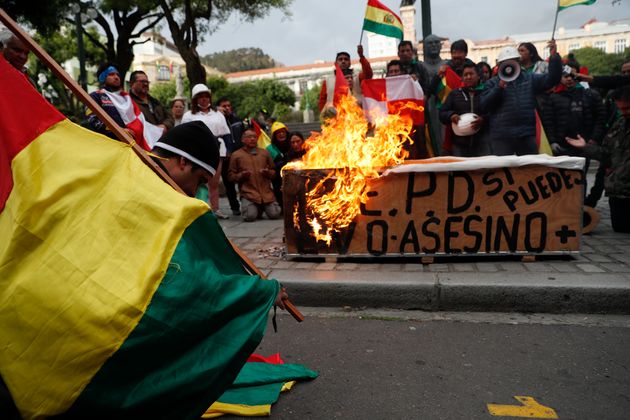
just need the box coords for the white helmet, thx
[191,83,211,99]
[452,113,481,136]
[497,46,520,63]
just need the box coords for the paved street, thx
[217,168,630,314]
[253,310,630,420]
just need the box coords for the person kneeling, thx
[228,127,282,222]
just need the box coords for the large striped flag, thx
[0,56,311,419]
[558,0,596,10]
[362,0,404,40]
[361,74,425,125]
[435,66,462,109]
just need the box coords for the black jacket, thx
[542,86,606,148]
[439,86,487,149]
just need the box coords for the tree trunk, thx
[183,50,207,88]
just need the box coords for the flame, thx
[285,94,423,245]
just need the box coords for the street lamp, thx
[69,1,97,91]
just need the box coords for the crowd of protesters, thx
[2,27,628,232]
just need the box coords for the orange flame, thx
[285,94,423,245]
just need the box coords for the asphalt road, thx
[244,310,630,420]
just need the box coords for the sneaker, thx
[214,210,230,220]
[232,209,241,216]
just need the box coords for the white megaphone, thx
[498,59,521,82]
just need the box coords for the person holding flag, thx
[86,62,164,150]
[318,46,373,113]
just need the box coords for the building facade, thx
[418,19,630,65]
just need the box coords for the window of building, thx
[614,38,627,53]
[157,65,170,81]
[593,40,607,52]
[568,43,580,52]
[480,56,488,63]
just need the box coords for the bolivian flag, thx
[362,0,404,40]
[0,57,289,419]
[558,0,596,10]
[435,66,462,109]
[252,118,280,160]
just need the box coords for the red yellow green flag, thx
[558,0,596,10]
[435,66,462,108]
[203,354,318,418]
[362,0,404,40]
[252,118,280,160]
[0,56,315,419]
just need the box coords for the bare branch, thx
[130,15,165,38]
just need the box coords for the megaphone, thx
[498,59,521,82]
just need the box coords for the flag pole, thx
[0,8,304,323]
[359,29,364,46]
[551,1,560,40]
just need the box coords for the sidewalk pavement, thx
[215,171,630,314]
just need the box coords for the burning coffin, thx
[283,155,585,258]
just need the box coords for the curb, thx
[271,270,630,314]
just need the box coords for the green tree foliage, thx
[149,76,295,120]
[299,83,321,111]
[570,47,630,76]
[30,25,107,121]
[201,48,278,73]
[0,0,69,35]
[224,79,296,120]
[2,0,165,79]
[157,0,291,87]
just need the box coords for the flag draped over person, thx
[558,0,596,10]
[361,74,424,125]
[0,56,313,419]
[85,89,164,150]
[362,0,404,40]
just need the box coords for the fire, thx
[284,94,423,245]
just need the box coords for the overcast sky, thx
[198,0,629,66]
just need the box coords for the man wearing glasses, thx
[129,70,174,131]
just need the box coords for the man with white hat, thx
[480,40,561,155]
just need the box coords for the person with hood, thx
[480,40,562,156]
[269,121,290,209]
[182,84,231,219]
